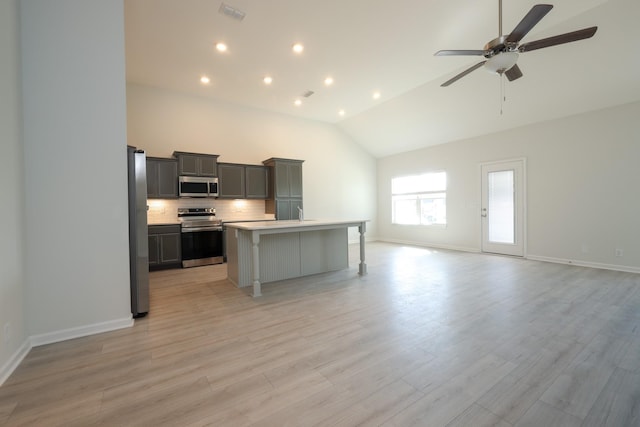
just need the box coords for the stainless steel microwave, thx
[178,176,218,198]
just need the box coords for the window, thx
[392,172,446,225]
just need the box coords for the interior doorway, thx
[481,159,525,256]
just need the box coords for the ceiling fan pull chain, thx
[503,74,507,103]
[500,74,504,115]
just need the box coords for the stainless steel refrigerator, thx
[127,146,150,317]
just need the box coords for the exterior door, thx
[481,159,525,256]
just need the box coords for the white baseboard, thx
[526,254,640,274]
[0,316,134,387]
[30,315,134,347]
[0,339,32,386]
[377,240,639,274]
[348,236,377,245]
[378,238,480,254]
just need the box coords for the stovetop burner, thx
[178,207,222,228]
[178,207,215,217]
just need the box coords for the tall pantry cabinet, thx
[263,158,304,220]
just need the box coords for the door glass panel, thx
[488,170,514,244]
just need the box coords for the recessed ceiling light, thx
[263,76,273,85]
[338,109,345,116]
[215,42,228,52]
[324,76,334,86]
[200,76,210,84]
[292,43,304,54]
[372,91,381,100]
[294,99,302,106]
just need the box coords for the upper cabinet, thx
[263,158,304,219]
[218,163,269,199]
[147,157,178,199]
[173,151,219,177]
[144,152,289,203]
[273,160,303,198]
[218,163,245,199]
[245,165,268,199]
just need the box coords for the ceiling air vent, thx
[219,3,246,22]
[301,90,314,98]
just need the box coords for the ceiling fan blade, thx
[435,50,486,56]
[518,26,598,52]
[505,4,553,44]
[505,64,523,81]
[441,61,486,87]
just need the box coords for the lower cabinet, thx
[276,199,303,220]
[148,225,181,270]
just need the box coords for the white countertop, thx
[224,219,367,231]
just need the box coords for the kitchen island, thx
[225,220,367,296]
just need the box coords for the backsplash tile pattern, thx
[147,198,274,224]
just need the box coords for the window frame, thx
[391,171,447,227]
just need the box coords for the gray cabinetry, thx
[245,165,268,199]
[218,163,269,199]
[146,157,178,199]
[274,161,303,198]
[148,225,181,270]
[276,199,303,220]
[173,151,219,177]
[263,158,304,219]
[218,163,245,198]
[148,234,159,265]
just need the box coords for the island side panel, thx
[300,228,349,276]
[226,227,240,286]
[259,233,302,284]
[229,229,254,287]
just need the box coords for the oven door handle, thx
[181,227,223,233]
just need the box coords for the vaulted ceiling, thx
[125,0,640,157]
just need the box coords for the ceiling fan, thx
[435,0,598,87]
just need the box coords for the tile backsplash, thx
[147,198,274,224]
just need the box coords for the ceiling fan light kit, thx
[484,52,519,74]
[435,1,598,87]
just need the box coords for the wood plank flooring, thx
[1,242,639,426]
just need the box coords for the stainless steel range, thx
[178,207,224,268]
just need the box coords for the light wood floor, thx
[1,242,639,426]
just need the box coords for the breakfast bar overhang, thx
[225,220,368,296]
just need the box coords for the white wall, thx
[126,84,378,239]
[0,0,27,384]
[21,0,132,341]
[377,101,640,271]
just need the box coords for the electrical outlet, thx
[615,248,624,257]
[3,323,10,345]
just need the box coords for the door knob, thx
[481,208,487,217]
